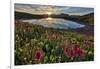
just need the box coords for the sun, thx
[46,12,52,16]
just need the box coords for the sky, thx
[15,3,94,16]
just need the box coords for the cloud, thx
[15,3,94,15]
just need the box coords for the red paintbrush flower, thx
[75,47,80,57]
[49,33,60,41]
[34,49,44,62]
[26,26,32,33]
[79,49,86,57]
[70,47,74,58]
[64,47,69,57]
[75,47,86,57]
[51,34,57,40]
[15,20,21,27]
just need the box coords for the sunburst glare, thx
[46,12,52,16]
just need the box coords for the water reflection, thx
[22,18,85,29]
[42,17,57,24]
[45,17,53,21]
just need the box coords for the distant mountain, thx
[15,11,48,19]
[51,13,94,25]
[76,13,94,25]
[15,11,71,19]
